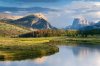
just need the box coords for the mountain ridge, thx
[0,13,55,30]
[65,17,100,30]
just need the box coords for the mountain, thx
[0,13,23,20]
[82,21,100,30]
[0,21,30,37]
[65,17,100,30]
[65,25,71,30]
[71,17,89,30]
[91,21,100,29]
[9,13,55,30]
[95,21,100,27]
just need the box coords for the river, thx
[0,45,100,66]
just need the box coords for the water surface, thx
[0,45,100,66]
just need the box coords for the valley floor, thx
[0,37,100,61]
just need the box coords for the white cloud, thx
[45,1,100,28]
[61,1,100,22]
[4,11,12,14]
[64,1,100,13]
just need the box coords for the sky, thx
[0,0,100,28]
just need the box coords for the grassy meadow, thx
[0,37,59,60]
[48,37,100,45]
[0,37,100,60]
[0,21,30,37]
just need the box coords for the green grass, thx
[0,37,59,61]
[0,37,100,61]
[0,37,58,44]
[65,37,100,44]
[0,22,30,37]
[48,37,100,45]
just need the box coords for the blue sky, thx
[0,0,100,28]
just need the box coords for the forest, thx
[19,29,100,38]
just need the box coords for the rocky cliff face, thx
[72,21,100,30]
[71,17,89,30]
[65,17,100,30]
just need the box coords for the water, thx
[0,45,100,66]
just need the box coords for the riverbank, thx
[0,37,59,61]
[49,37,100,45]
[0,37,100,60]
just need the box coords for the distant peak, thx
[71,16,89,30]
[27,13,47,20]
[34,13,47,20]
[74,16,86,20]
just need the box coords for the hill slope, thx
[0,21,30,37]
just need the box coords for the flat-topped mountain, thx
[65,17,100,30]
[71,17,89,30]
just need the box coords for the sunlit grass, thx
[0,37,58,44]
[0,37,59,60]
[0,37,100,60]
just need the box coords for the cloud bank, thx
[0,0,100,28]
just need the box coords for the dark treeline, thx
[19,29,100,38]
[65,29,100,37]
[19,29,65,37]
